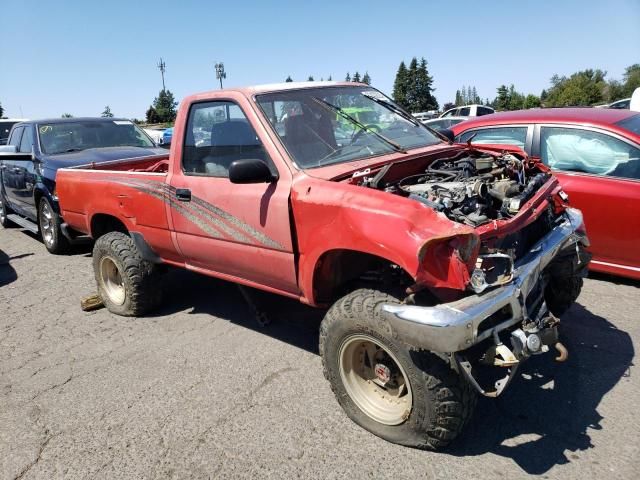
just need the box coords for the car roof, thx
[451,107,640,141]
[18,117,134,125]
[453,107,635,127]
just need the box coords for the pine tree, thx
[392,62,409,108]
[362,72,371,85]
[146,106,160,124]
[101,106,114,118]
[413,58,438,111]
[494,85,509,111]
[406,57,419,111]
[308,76,314,81]
[352,71,361,83]
[285,75,293,82]
[455,90,462,106]
[328,75,332,81]
[152,89,178,123]
[345,72,351,82]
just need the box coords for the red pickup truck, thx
[56,82,590,449]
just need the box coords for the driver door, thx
[169,98,298,294]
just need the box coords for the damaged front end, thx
[381,208,590,397]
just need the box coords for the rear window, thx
[616,114,640,136]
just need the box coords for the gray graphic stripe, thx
[118,179,283,250]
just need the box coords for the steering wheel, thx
[351,124,381,145]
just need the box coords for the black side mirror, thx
[438,128,455,142]
[229,158,276,184]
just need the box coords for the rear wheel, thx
[92,231,163,316]
[320,288,476,449]
[38,197,70,254]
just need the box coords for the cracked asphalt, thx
[1,226,638,479]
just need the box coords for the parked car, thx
[55,82,588,449]
[412,111,438,122]
[0,119,28,145]
[451,108,640,279]
[0,117,165,253]
[160,127,173,146]
[422,116,468,131]
[143,127,164,144]
[440,104,494,118]
[596,98,631,110]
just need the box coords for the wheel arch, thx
[309,248,414,305]
[90,213,129,240]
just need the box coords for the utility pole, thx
[215,62,226,89]
[157,58,166,91]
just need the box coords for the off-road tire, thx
[544,243,591,317]
[0,197,14,228]
[38,197,70,254]
[320,288,476,450]
[92,232,163,316]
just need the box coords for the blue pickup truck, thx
[0,117,165,253]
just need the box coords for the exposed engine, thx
[360,152,550,227]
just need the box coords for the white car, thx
[421,116,469,131]
[0,118,28,145]
[440,104,494,118]
[412,111,438,122]
[143,128,164,144]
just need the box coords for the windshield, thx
[256,86,441,168]
[616,114,640,136]
[38,120,155,155]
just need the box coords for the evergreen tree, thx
[101,106,114,118]
[406,57,419,111]
[61,113,73,118]
[327,75,332,81]
[152,89,178,122]
[413,58,438,111]
[455,90,462,106]
[146,105,160,124]
[362,72,371,85]
[0,101,3,118]
[494,85,509,110]
[392,61,408,108]
[345,72,351,82]
[524,94,541,109]
[308,76,314,81]
[352,71,361,82]
[285,75,293,82]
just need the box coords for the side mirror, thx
[438,128,455,142]
[229,158,276,184]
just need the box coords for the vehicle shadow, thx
[145,269,633,473]
[149,268,324,354]
[588,271,640,288]
[0,250,33,287]
[447,302,634,474]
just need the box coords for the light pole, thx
[215,62,226,89]
[157,58,166,91]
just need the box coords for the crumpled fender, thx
[291,174,477,304]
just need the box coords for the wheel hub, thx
[339,334,412,425]
[99,256,126,305]
[40,202,54,246]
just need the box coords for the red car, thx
[452,108,640,280]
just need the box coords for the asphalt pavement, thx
[1,226,638,479]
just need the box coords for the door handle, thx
[175,188,191,202]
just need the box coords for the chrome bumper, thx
[382,208,585,353]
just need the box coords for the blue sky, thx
[1,0,638,119]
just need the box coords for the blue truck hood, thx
[43,146,166,171]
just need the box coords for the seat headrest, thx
[210,120,259,147]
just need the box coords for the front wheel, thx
[38,197,70,254]
[319,288,476,450]
[0,197,14,228]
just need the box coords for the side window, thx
[8,127,23,147]
[182,101,270,177]
[458,107,471,116]
[19,127,33,153]
[541,127,640,180]
[476,107,493,116]
[457,127,528,148]
[441,109,455,118]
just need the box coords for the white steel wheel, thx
[339,333,413,426]
[99,256,126,306]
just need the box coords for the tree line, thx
[392,57,438,112]
[284,71,372,84]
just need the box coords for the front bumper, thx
[382,208,586,353]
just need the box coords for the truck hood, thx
[42,146,167,170]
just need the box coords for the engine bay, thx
[357,151,550,227]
